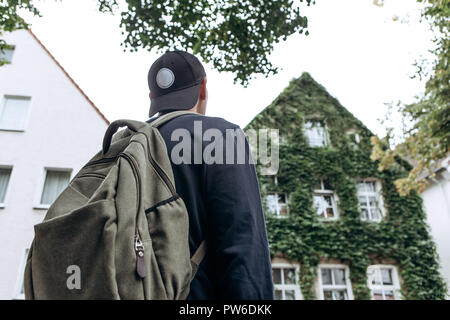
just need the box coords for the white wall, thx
[0,30,108,299]
[422,165,450,297]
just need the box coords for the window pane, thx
[367,268,376,285]
[283,268,296,284]
[0,168,12,203]
[368,196,377,207]
[321,268,332,285]
[323,290,333,300]
[0,97,31,130]
[272,268,282,285]
[326,207,335,218]
[285,290,296,300]
[333,268,346,285]
[334,290,348,300]
[384,290,394,300]
[305,121,327,147]
[365,182,376,192]
[370,208,380,220]
[324,195,333,207]
[0,47,14,63]
[279,204,289,216]
[372,269,382,285]
[19,249,29,295]
[313,178,322,191]
[278,193,286,204]
[266,194,278,215]
[381,269,393,285]
[373,290,384,300]
[314,195,326,217]
[356,183,366,193]
[274,289,283,300]
[40,170,70,205]
[323,179,332,190]
[358,196,368,206]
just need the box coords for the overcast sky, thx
[22,0,434,136]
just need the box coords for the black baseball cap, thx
[148,50,206,117]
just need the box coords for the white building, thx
[0,29,109,299]
[421,156,450,296]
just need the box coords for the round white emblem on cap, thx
[156,68,175,89]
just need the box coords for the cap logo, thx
[156,68,175,89]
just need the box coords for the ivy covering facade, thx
[245,73,447,300]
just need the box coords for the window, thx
[346,131,360,147]
[13,248,29,300]
[0,167,12,206]
[39,169,71,206]
[0,96,31,131]
[357,180,385,222]
[272,264,302,300]
[305,121,329,147]
[313,179,338,219]
[266,192,289,217]
[367,265,401,300]
[318,265,353,300]
[0,46,15,63]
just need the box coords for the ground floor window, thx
[272,264,302,300]
[367,265,401,300]
[318,264,353,300]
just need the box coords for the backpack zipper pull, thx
[135,235,147,278]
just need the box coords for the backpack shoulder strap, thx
[191,240,206,266]
[150,111,199,128]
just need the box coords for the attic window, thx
[346,130,360,146]
[305,121,329,147]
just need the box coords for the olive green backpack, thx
[24,111,205,300]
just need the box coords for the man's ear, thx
[199,77,207,100]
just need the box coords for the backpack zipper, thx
[131,136,177,196]
[143,136,177,196]
[119,152,147,279]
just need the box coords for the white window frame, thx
[0,45,15,64]
[357,179,386,222]
[367,265,401,300]
[313,179,339,220]
[0,95,32,132]
[272,263,302,300]
[266,191,289,218]
[13,247,29,300]
[304,120,330,147]
[318,264,354,300]
[34,167,72,210]
[346,130,360,147]
[0,165,13,208]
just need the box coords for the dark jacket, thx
[149,113,273,300]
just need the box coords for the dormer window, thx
[305,120,329,147]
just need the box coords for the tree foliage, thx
[246,73,447,299]
[97,0,313,86]
[0,0,40,66]
[371,0,450,196]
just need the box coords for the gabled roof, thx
[246,72,372,136]
[28,29,109,125]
